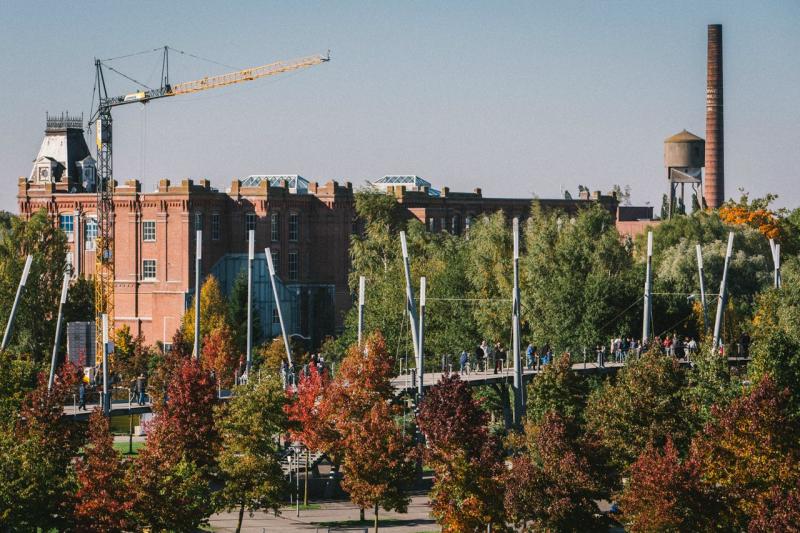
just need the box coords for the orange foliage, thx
[719,204,780,240]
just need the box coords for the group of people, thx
[280,353,328,387]
[452,341,558,375]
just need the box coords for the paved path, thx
[208,494,438,532]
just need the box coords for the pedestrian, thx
[526,343,536,369]
[135,373,146,405]
[494,343,506,374]
[78,380,86,411]
[477,341,488,372]
[596,345,605,368]
[459,349,469,374]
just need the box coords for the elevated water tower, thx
[665,130,705,218]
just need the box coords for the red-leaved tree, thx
[691,376,800,530]
[201,325,240,388]
[418,374,506,532]
[748,480,800,533]
[619,438,715,532]
[286,363,335,453]
[504,412,606,532]
[73,410,132,532]
[127,358,218,530]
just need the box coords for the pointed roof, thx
[665,129,704,143]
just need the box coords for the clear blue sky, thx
[1,1,798,212]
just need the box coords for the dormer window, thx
[38,167,50,182]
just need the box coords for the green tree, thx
[0,367,82,529]
[525,352,589,425]
[585,350,692,472]
[228,271,261,355]
[465,211,513,345]
[749,257,800,413]
[522,203,638,351]
[0,209,70,362]
[215,374,288,533]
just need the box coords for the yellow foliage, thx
[719,205,780,240]
[182,275,228,342]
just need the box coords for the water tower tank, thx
[664,130,705,169]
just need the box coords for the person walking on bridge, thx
[135,374,147,406]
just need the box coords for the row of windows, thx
[139,251,300,281]
[59,213,301,246]
[426,215,473,235]
[197,212,300,242]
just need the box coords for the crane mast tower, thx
[89,47,329,354]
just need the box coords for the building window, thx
[85,217,97,249]
[142,220,156,242]
[59,214,74,235]
[271,249,280,273]
[162,343,173,354]
[288,251,298,281]
[65,252,73,269]
[245,212,256,233]
[271,213,280,242]
[288,213,299,242]
[440,218,447,233]
[194,212,203,233]
[142,259,157,280]
[451,215,460,235]
[427,217,435,232]
[211,213,220,240]
[272,308,280,325]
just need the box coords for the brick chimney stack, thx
[704,24,724,209]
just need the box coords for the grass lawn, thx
[113,440,145,455]
[281,503,323,511]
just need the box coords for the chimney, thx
[704,24,724,209]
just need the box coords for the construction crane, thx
[88,47,330,355]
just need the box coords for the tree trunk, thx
[236,500,245,533]
[374,503,379,533]
[304,448,309,506]
[360,507,365,521]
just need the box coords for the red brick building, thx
[17,121,654,347]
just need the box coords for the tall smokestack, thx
[704,24,724,209]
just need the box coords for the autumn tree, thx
[418,374,506,532]
[0,365,82,530]
[128,358,218,530]
[585,350,692,471]
[286,363,335,453]
[182,274,229,345]
[505,412,607,532]
[73,410,132,532]
[215,374,288,533]
[719,191,781,240]
[324,333,416,531]
[619,438,715,533]
[748,480,800,533]
[202,324,240,388]
[691,376,800,530]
